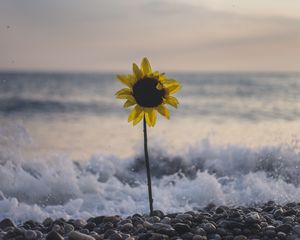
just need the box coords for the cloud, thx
[0,0,299,71]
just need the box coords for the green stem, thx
[143,116,154,216]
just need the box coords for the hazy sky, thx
[0,0,299,72]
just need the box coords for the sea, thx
[1,71,300,222]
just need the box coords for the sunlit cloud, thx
[0,0,299,71]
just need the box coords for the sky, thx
[0,0,299,72]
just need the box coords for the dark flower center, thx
[133,77,165,107]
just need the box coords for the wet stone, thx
[180,232,194,240]
[24,230,37,240]
[138,233,153,240]
[276,224,293,233]
[0,219,15,230]
[274,208,284,218]
[45,231,64,240]
[149,233,169,240]
[160,217,171,224]
[294,225,300,235]
[233,235,247,240]
[104,215,121,223]
[193,235,207,240]
[84,222,96,232]
[69,231,96,240]
[277,231,287,240]
[174,223,191,234]
[152,210,165,219]
[202,223,216,234]
[245,212,261,224]
[119,223,134,233]
[207,233,221,240]
[64,223,75,234]
[74,219,87,229]
[176,214,193,221]
[80,228,90,234]
[148,216,161,223]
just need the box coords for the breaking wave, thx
[1,126,300,222]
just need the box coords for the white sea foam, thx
[2,126,300,223]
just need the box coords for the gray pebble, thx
[69,231,96,240]
[160,217,171,224]
[0,218,15,230]
[276,223,293,233]
[203,223,216,234]
[245,212,261,224]
[175,214,193,221]
[193,235,207,240]
[233,236,247,240]
[46,231,64,240]
[24,230,37,240]
[174,223,191,234]
[64,223,75,234]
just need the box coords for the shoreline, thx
[1,202,300,240]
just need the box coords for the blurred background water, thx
[1,71,300,222]
[1,71,300,158]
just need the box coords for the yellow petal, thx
[165,82,182,94]
[123,99,136,108]
[115,88,131,96]
[165,96,179,108]
[133,63,142,79]
[141,57,152,75]
[115,88,133,99]
[145,108,156,127]
[117,75,134,88]
[133,110,144,126]
[160,78,178,85]
[156,82,163,90]
[128,105,143,123]
[156,105,170,119]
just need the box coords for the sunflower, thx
[115,57,182,127]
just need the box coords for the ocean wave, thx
[1,134,300,222]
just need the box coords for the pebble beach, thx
[2,202,300,240]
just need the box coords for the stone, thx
[81,229,90,234]
[207,233,221,240]
[149,233,168,240]
[233,236,247,240]
[64,223,75,234]
[69,231,96,240]
[193,235,207,240]
[152,210,165,219]
[0,219,15,230]
[174,223,191,234]
[160,217,171,224]
[103,215,121,223]
[245,212,261,224]
[175,214,193,221]
[202,223,216,234]
[194,227,206,236]
[138,233,152,240]
[43,218,53,227]
[74,219,87,229]
[148,216,161,223]
[276,224,293,233]
[109,232,123,240]
[294,225,300,235]
[277,231,287,240]
[274,208,284,218]
[181,232,194,240]
[119,223,134,233]
[24,230,37,240]
[45,231,64,240]
[84,222,96,232]
[152,223,172,230]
